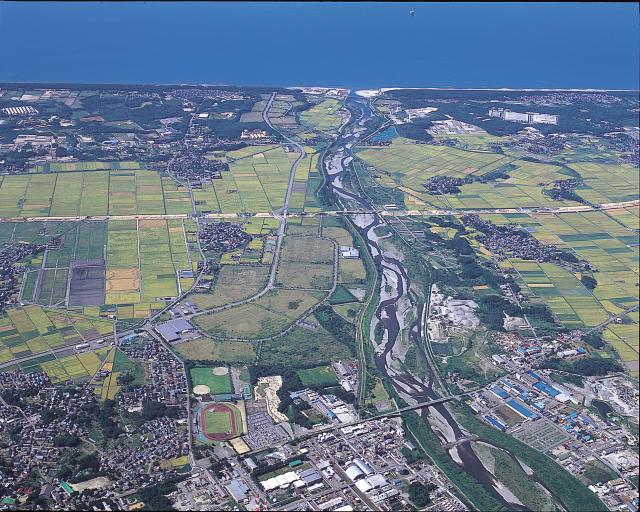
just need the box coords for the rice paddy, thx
[0,305,113,365]
[0,169,180,218]
[477,209,639,375]
[299,98,344,133]
[353,138,638,210]
[195,145,321,214]
[105,219,200,313]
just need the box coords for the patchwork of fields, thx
[105,218,200,311]
[0,145,323,219]
[194,145,320,214]
[354,138,639,210]
[13,218,200,320]
[0,305,113,366]
[477,209,639,375]
[299,98,344,133]
[0,169,189,217]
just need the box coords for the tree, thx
[580,275,597,290]
[54,434,81,447]
[408,482,436,507]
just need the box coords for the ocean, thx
[0,2,638,89]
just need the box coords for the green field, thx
[194,145,317,214]
[205,410,232,434]
[297,365,339,387]
[299,98,344,133]
[105,219,200,315]
[194,288,325,339]
[353,136,639,212]
[258,322,353,367]
[188,264,269,310]
[190,367,233,394]
[34,347,110,384]
[0,169,189,218]
[175,338,256,363]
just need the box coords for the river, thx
[322,95,557,510]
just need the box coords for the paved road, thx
[1,198,637,223]
[243,395,459,456]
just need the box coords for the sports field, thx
[175,338,256,363]
[190,366,233,394]
[196,402,243,442]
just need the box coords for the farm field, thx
[18,222,108,307]
[195,145,316,214]
[299,98,344,133]
[0,305,113,365]
[566,162,639,205]
[188,265,269,310]
[0,168,196,218]
[36,348,110,384]
[476,209,639,373]
[105,219,199,315]
[357,138,640,209]
[12,217,198,320]
[353,138,604,210]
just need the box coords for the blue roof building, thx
[526,370,543,381]
[483,415,507,431]
[506,399,540,420]
[533,381,560,397]
[490,386,509,399]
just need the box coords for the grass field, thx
[174,338,256,363]
[194,288,326,339]
[205,410,232,434]
[190,366,233,394]
[188,264,269,310]
[258,322,353,367]
[297,365,339,387]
